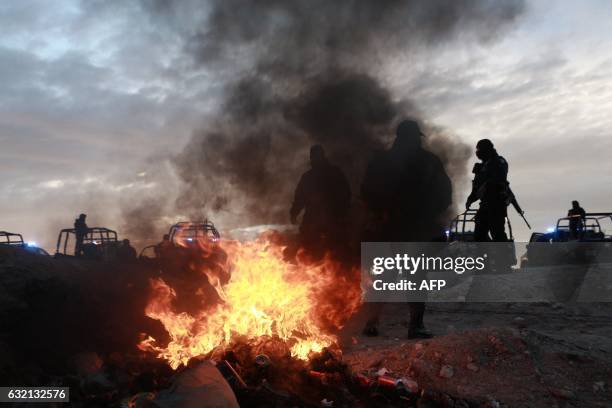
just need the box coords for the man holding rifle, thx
[466,139,529,242]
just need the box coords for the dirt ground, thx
[340,302,612,407]
[2,245,611,407]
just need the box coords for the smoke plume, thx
[127,0,524,237]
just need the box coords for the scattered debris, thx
[320,398,334,407]
[439,365,454,379]
[376,367,389,377]
[254,354,271,367]
[549,387,576,400]
[396,377,419,394]
[149,361,239,408]
[593,381,606,392]
[513,316,527,328]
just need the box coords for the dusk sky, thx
[2,0,612,250]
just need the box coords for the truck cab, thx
[55,227,120,260]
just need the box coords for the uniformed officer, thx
[466,139,509,242]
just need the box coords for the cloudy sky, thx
[1,0,611,250]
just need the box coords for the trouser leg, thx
[408,302,425,329]
[489,212,508,242]
[363,302,383,336]
[474,209,491,241]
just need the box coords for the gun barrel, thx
[511,199,523,215]
[520,212,531,229]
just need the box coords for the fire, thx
[140,235,361,369]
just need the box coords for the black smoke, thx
[126,0,524,237]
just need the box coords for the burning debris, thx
[139,233,361,369]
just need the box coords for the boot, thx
[408,327,433,339]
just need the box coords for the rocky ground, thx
[340,302,612,407]
[1,245,611,407]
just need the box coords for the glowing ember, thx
[140,235,361,369]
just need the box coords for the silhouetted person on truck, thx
[568,200,586,239]
[290,145,351,258]
[118,239,137,261]
[74,213,89,257]
[466,139,509,242]
[155,234,173,259]
[361,119,452,339]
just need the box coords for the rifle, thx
[507,186,531,229]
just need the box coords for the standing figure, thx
[466,139,509,242]
[290,145,351,258]
[361,119,452,339]
[568,200,586,239]
[155,234,173,259]
[119,239,137,260]
[74,213,89,257]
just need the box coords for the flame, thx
[140,235,361,369]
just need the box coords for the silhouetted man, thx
[361,119,452,339]
[155,234,173,259]
[568,200,586,239]
[290,145,351,257]
[466,139,509,242]
[74,213,89,257]
[118,239,137,260]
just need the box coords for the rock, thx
[129,392,156,408]
[397,377,419,394]
[467,363,479,372]
[151,361,239,408]
[513,316,527,327]
[83,371,115,394]
[73,352,103,376]
[549,387,576,400]
[368,358,384,368]
[454,399,470,408]
[376,367,389,376]
[414,342,424,351]
[321,398,334,407]
[552,302,565,310]
[480,399,500,408]
[439,365,454,379]
[593,381,606,392]
[420,389,454,408]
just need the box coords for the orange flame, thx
[140,235,361,369]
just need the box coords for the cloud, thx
[1,0,611,247]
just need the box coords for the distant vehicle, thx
[169,220,221,246]
[521,212,612,268]
[139,220,228,288]
[0,231,25,246]
[139,220,221,260]
[446,210,515,242]
[55,227,120,260]
[0,231,50,256]
[446,210,477,242]
[446,211,517,273]
[23,244,50,256]
[527,213,612,243]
